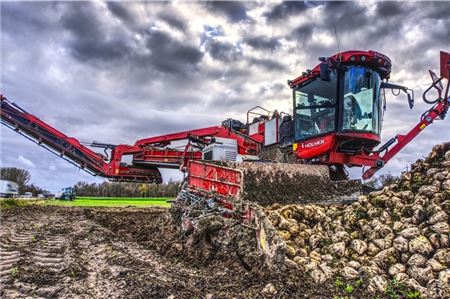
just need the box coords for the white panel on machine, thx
[248,122,260,136]
[202,137,238,161]
[264,117,279,146]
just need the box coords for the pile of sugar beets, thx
[265,142,450,298]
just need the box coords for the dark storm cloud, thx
[422,1,450,19]
[206,68,251,81]
[249,58,285,71]
[205,1,250,22]
[206,40,241,62]
[60,2,131,62]
[1,2,59,70]
[375,1,406,17]
[159,11,187,32]
[60,2,203,76]
[106,2,134,23]
[120,112,216,138]
[416,2,450,42]
[428,21,450,44]
[264,1,311,22]
[208,94,252,112]
[322,2,368,31]
[243,36,281,51]
[146,93,201,111]
[143,30,204,74]
[290,24,314,41]
[272,83,285,94]
[1,2,55,33]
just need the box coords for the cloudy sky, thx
[1,1,449,192]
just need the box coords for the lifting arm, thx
[361,53,450,179]
[361,97,449,179]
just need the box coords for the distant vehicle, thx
[22,192,33,199]
[57,187,75,201]
[0,180,19,198]
[42,191,54,199]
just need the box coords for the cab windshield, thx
[294,71,337,140]
[342,66,382,133]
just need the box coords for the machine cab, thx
[290,51,393,160]
[294,66,383,139]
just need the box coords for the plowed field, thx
[0,205,353,299]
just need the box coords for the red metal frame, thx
[289,50,392,88]
[135,125,261,155]
[187,161,242,197]
[133,147,203,169]
[441,51,450,80]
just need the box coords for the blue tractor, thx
[57,187,75,201]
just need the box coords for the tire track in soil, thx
[1,208,136,299]
[72,241,126,299]
[62,217,137,299]
[103,242,195,298]
[0,211,70,298]
[1,226,35,298]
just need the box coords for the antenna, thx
[332,20,342,61]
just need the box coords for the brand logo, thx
[301,139,325,149]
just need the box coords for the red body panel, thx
[335,132,381,143]
[187,161,242,197]
[441,51,450,80]
[296,135,335,159]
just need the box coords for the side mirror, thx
[407,91,414,109]
[319,62,330,81]
[380,82,414,109]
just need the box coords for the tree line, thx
[1,167,181,197]
[72,181,181,197]
[0,167,49,196]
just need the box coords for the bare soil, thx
[0,205,363,299]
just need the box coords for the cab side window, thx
[294,72,337,140]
